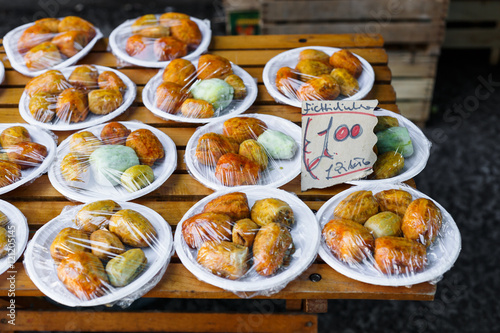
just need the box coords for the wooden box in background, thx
[259,0,451,126]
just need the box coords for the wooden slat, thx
[447,1,500,21]
[0,310,318,333]
[12,200,326,228]
[0,65,392,86]
[0,47,389,71]
[262,22,445,44]
[208,34,385,49]
[0,83,396,107]
[262,0,447,22]
[0,262,435,300]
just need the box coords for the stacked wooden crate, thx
[259,0,450,126]
[444,0,500,64]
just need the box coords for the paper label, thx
[301,100,379,191]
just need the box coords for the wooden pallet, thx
[444,0,500,64]
[256,0,450,125]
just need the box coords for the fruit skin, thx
[329,49,363,78]
[215,153,260,186]
[195,132,240,167]
[402,198,443,247]
[202,192,250,221]
[297,74,340,101]
[330,68,359,96]
[50,227,90,262]
[106,248,148,287]
[374,116,399,133]
[322,218,374,263]
[253,222,293,276]
[90,229,126,261]
[181,212,233,249]
[75,200,121,233]
[376,126,414,158]
[250,198,295,227]
[109,209,157,248]
[333,190,379,224]
[364,211,402,238]
[232,218,259,247]
[239,139,268,171]
[374,236,427,275]
[197,241,249,280]
[370,151,405,180]
[374,189,413,217]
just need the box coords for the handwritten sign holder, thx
[301,100,379,191]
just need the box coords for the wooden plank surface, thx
[0,34,436,304]
[0,310,318,333]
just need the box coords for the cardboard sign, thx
[301,100,379,191]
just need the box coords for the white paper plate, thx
[19,65,136,132]
[0,60,5,85]
[3,21,103,77]
[109,16,211,68]
[48,121,177,202]
[0,123,57,195]
[175,186,320,294]
[0,200,29,275]
[143,61,258,124]
[24,201,173,307]
[347,109,431,185]
[185,114,301,190]
[316,183,462,287]
[263,46,375,107]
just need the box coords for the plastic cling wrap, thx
[48,121,177,202]
[0,200,29,275]
[19,65,136,131]
[174,186,320,297]
[185,114,301,190]
[0,124,57,195]
[262,46,375,107]
[3,16,103,77]
[109,12,211,68]
[348,108,431,184]
[316,183,461,287]
[23,200,173,307]
[142,55,258,123]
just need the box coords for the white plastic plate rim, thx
[18,65,137,132]
[184,114,301,190]
[174,186,321,293]
[262,46,375,108]
[0,200,29,275]
[0,60,4,85]
[0,123,57,195]
[3,20,103,77]
[347,109,432,185]
[24,201,173,307]
[109,16,211,68]
[47,121,177,203]
[316,183,462,287]
[143,61,258,124]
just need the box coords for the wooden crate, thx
[259,0,450,125]
[444,0,500,64]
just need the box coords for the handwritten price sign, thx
[301,100,378,191]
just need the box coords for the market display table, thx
[0,34,435,333]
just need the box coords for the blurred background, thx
[1,0,499,332]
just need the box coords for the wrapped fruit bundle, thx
[192,116,299,188]
[0,125,52,189]
[4,16,102,76]
[49,121,177,202]
[24,201,173,306]
[317,184,461,286]
[109,12,211,68]
[21,65,135,130]
[175,187,321,297]
[145,54,258,122]
[274,48,367,102]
